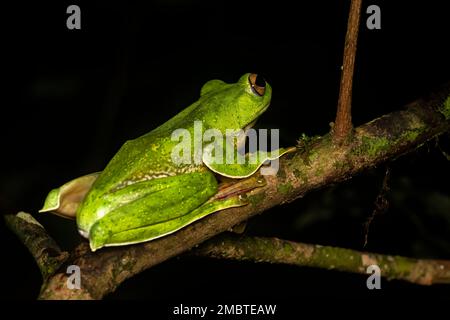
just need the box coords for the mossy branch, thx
[194,235,450,285]
[5,83,449,299]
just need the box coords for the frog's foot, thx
[215,175,271,234]
[39,172,100,219]
[214,175,266,200]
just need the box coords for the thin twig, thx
[363,166,390,247]
[333,0,362,143]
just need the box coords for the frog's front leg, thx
[203,139,296,178]
[86,171,214,250]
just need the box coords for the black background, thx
[1,0,450,303]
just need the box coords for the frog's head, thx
[197,73,272,132]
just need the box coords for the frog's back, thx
[89,100,204,196]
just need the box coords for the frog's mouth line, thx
[244,119,257,132]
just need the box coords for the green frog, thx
[40,73,293,251]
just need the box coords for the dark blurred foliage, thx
[1,0,449,301]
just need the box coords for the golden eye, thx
[248,73,266,96]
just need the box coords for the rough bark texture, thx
[5,84,449,299]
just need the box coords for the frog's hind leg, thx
[89,174,265,251]
[88,171,218,251]
[103,193,248,249]
[97,176,266,250]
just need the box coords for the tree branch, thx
[6,84,450,299]
[4,212,69,281]
[193,235,450,285]
[333,0,362,143]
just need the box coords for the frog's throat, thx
[245,102,270,129]
[234,119,257,150]
[237,101,269,150]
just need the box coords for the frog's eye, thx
[248,73,266,96]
